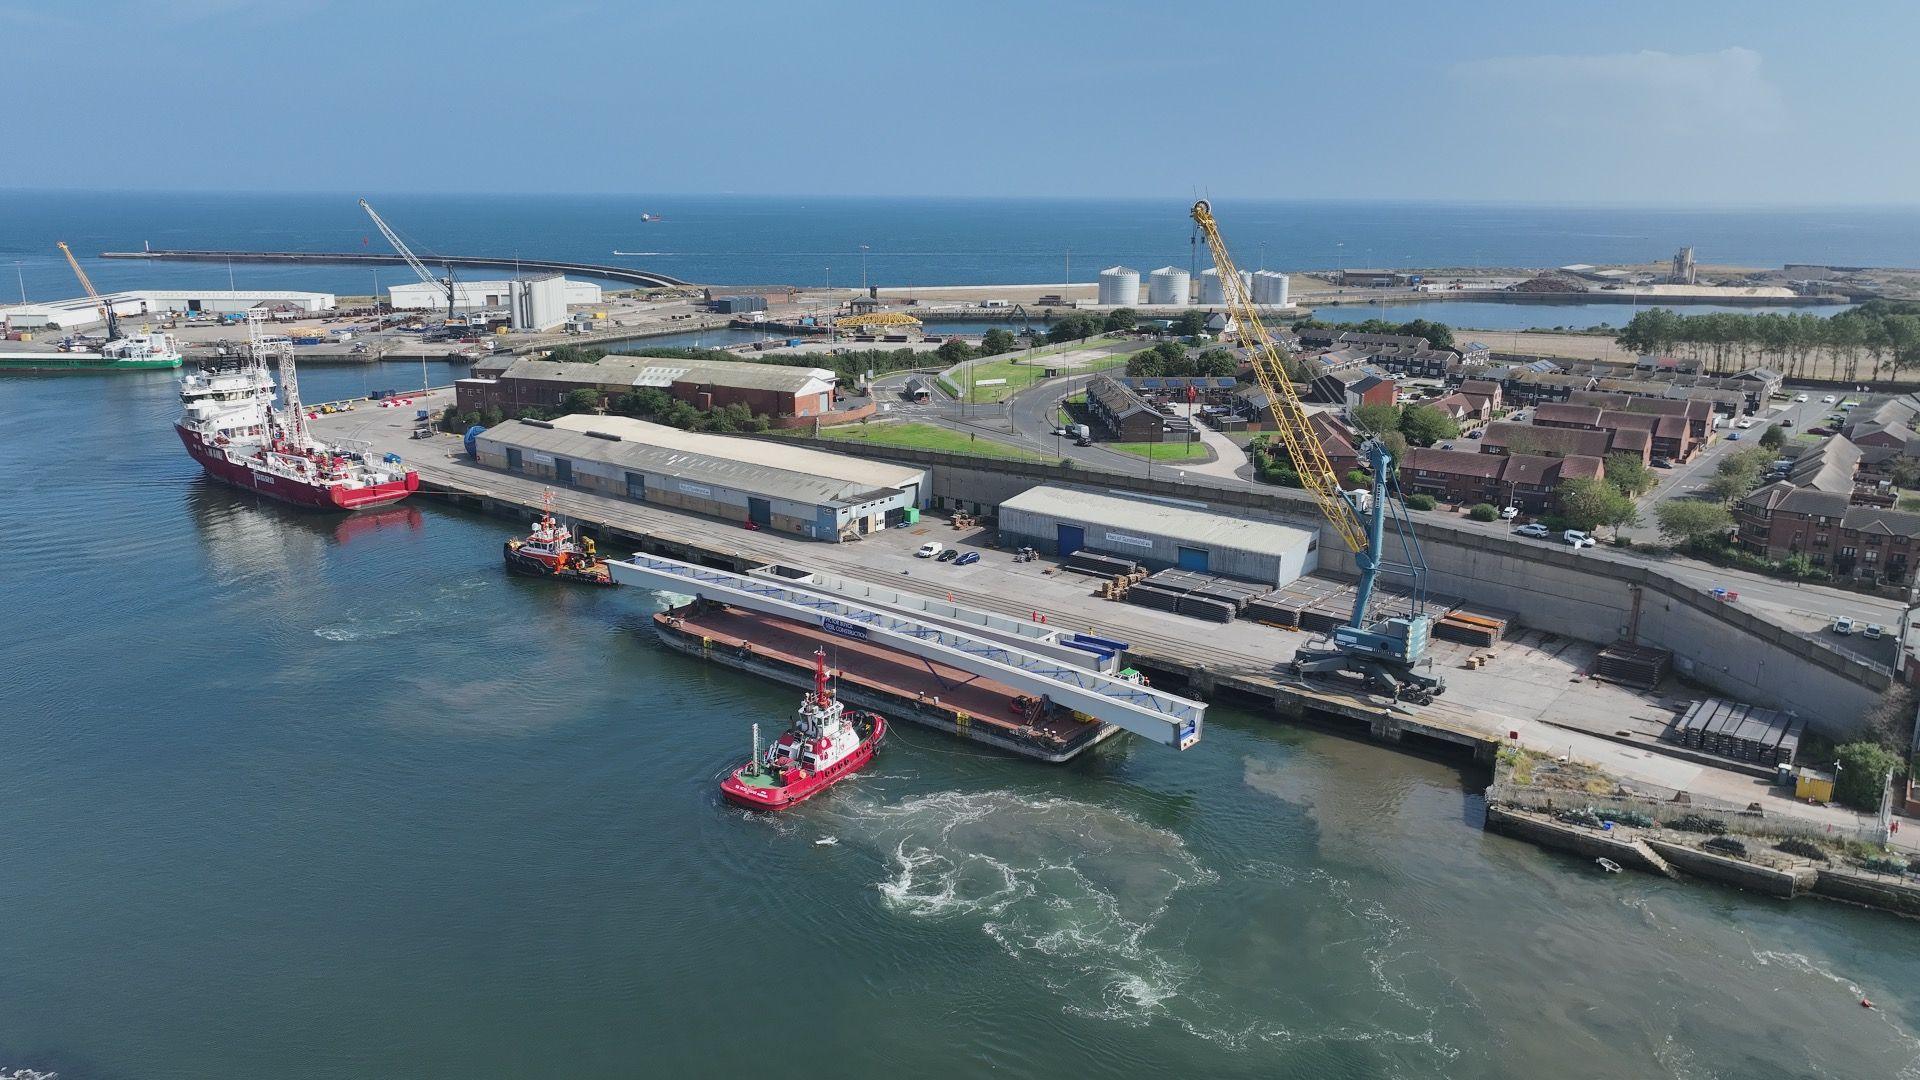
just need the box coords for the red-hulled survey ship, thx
[721,647,885,811]
[174,313,418,511]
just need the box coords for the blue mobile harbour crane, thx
[1189,201,1445,705]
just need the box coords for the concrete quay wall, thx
[1483,806,1676,877]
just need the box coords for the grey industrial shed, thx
[473,414,925,541]
[997,485,1319,586]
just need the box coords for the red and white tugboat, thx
[174,312,418,511]
[503,491,614,585]
[721,648,886,811]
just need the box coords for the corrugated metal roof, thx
[478,415,922,507]
[1000,486,1316,558]
[506,355,834,394]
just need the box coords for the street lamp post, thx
[860,244,869,291]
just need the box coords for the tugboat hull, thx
[502,540,615,585]
[720,715,885,811]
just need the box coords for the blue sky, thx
[7,0,1916,203]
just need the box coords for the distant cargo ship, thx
[175,316,417,511]
[0,331,184,372]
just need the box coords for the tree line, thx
[1612,301,1920,382]
[1291,316,1456,351]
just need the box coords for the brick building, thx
[1569,391,1717,443]
[454,355,864,428]
[1736,485,1920,591]
[1478,421,1620,461]
[1532,402,1694,462]
[1087,375,1181,442]
[1402,447,1605,514]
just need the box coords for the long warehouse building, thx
[474,414,925,541]
[997,485,1319,586]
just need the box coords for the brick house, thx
[1569,391,1717,444]
[1402,447,1605,514]
[1502,369,1597,405]
[1478,421,1614,461]
[1456,378,1504,414]
[1309,412,1364,479]
[1344,373,1399,414]
[1402,448,1504,506]
[1087,375,1175,442]
[1736,484,1920,591]
[1531,403,1683,463]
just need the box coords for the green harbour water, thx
[1,366,1917,1079]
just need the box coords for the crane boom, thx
[1188,201,1442,704]
[1188,201,1368,555]
[358,199,439,291]
[57,241,119,339]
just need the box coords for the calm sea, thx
[3,192,1917,306]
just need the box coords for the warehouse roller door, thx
[1057,523,1084,555]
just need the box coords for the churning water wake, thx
[835,790,1456,1060]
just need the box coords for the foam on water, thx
[840,790,1457,1060]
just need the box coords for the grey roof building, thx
[996,485,1319,586]
[473,414,925,541]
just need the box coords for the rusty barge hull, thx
[653,605,1121,763]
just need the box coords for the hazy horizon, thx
[7,0,1918,205]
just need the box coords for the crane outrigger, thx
[1189,200,1444,704]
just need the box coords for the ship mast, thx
[247,311,305,446]
[813,647,831,708]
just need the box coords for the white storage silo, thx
[1253,270,1291,307]
[1147,266,1190,306]
[1199,267,1252,306]
[1097,266,1140,306]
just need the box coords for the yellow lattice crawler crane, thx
[1190,200,1443,703]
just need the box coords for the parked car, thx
[1514,523,1550,539]
[1736,418,1755,429]
[1822,394,1837,403]
[1832,616,1855,635]
[1563,530,1595,548]
[1780,419,1794,428]
[1864,623,1885,640]
[1651,456,1673,469]
[1466,430,1483,439]
[1808,426,1835,437]
[936,548,959,562]
[954,551,980,566]
[1795,393,1809,402]
[1499,506,1520,520]
[915,542,944,558]
[1728,433,1742,440]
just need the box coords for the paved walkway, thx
[1168,403,1249,480]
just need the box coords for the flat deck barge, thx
[654,601,1121,763]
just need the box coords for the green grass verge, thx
[1103,440,1211,461]
[812,421,1051,461]
[955,344,1128,403]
